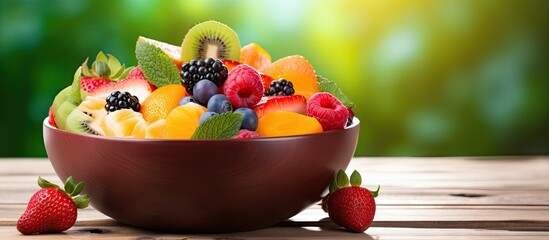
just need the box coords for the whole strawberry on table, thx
[322,170,380,233]
[17,176,89,235]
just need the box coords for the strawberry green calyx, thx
[328,169,380,198]
[37,176,90,209]
[81,51,134,82]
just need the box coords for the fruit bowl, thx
[43,117,360,233]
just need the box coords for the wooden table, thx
[1,157,548,239]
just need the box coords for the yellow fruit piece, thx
[102,109,147,138]
[140,84,187,124]
[165,103,207,139]
[256,111,323,137]
[146,119,167,139]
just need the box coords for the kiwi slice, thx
[65,109,105,136]
[55,101,77,130]
[181,21,241,63]
[51,87,73,114]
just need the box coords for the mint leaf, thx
[317,75,355,108]
[191,112,243,139]
[135,41,181,87]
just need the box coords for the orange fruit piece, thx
[138,36,182,70]
[256,111,323,137]
[165,103,207,139]
[240,43,271,71]
[140,84,187,124]
[261,55,319,100]
[146,119,167,139]
[102,109,147,138]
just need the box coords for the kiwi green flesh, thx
[55,101,77,130]
[181,20,241,63]
[51,87,73,114]
[65,108,105,136]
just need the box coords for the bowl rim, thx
[43,116,359,142]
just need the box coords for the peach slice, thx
[240,43,271,71]
[261,55,319,100]
[165,103,207,139]
[256,110,323,137]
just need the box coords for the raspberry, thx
[306,92,347,131]
[233,129,261,139]
[223,64,263,108]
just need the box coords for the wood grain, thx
[1,157,548,239]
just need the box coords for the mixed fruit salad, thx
[48,21,355,139]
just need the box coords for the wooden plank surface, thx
[1,157,548,239]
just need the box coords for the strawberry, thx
[324,170,380,233]
[17,176,89,235]
[48,107,58,128]
[260,73,274,91]
[80,52,135,92]
[233,129,261,139]
[306,92,348,131]
[126,66,147,80]
[253,95,307,119]
[89,77,156,103]
[221,59,240,72]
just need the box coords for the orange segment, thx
[256,111,323,137]
[146,119,167,139]
[165,103,207,139]
[240,43,271,71]
[140,84,187,124]
[261,55,319,100]
[138,36,182,70]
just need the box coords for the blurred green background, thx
[1,0,548,157]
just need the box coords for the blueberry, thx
[234,108,258,131]
[193,80,218,105]
[179,96,198,106]
[207,94,233,113]
[199,112,218,125]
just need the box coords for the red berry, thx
[327,186,376,233]
[253,95,307,119]
[17,188,77,235]
[89,77,155,103]
[48,107,57,128]
[306,92,347,131]
[80,77,112,92]
[233,129,261,139]
[17,177,89,235]
[223,64,264,108]
[126,66,147,80]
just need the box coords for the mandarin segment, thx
[240,43,271,71]
[140,84,187,124]
[256,110,323,137]
[101,109,147,138]
[165,103,207,139]
[261,55,319,100]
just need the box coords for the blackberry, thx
[105,91,141,113]
[180,58,229,94]
[265,78,295,96]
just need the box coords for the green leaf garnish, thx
[191,112,243,139]
[317,75,355,108]
[135,41,181,87]
[350,170,362,186]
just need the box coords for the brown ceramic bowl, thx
[43,117,360,233]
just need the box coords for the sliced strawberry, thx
[48,107,58,128]
[81,77,112,92]
[253,95,307,119]
[221,59,240,73]
[260,73,274,92]
[126,66,147,80]
[89,77,156,103]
